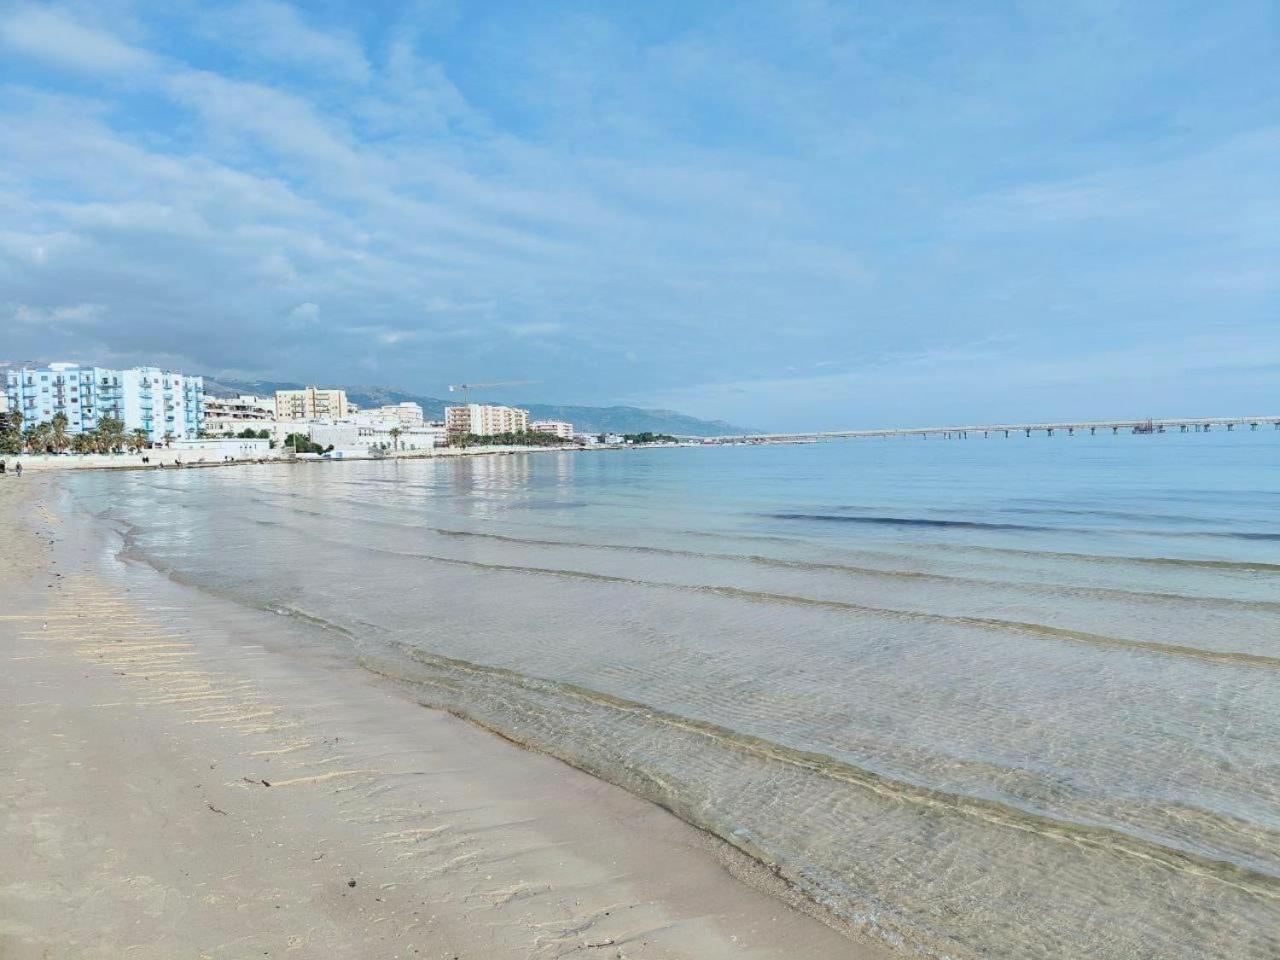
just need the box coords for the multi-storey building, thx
[445,403,530,437]
[275,387,348,421]
[2,363,203,442]
[375,402,425,427]
[202,394,275,421]
[530,420,574,440]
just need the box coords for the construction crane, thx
[447,380,540,405]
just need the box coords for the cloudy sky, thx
[1,1,1277,429]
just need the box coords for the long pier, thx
[705,416,1280,443]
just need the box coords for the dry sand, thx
[0,476,896,960]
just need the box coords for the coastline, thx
[0,440,687,474]
[0,474,893,960]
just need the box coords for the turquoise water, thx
[68,432,1280,958]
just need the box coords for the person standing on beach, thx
[14,462,21,477]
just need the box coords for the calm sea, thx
[65,432,1280,959]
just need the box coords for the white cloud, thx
[212,1,371,84]
[0,4,154,74]
[10,301,103,325]
[506,321,562,338]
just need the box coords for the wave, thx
[246,502,1280,610]
[770,513,1053,532]
[292,533,1280,671]
[368,643,1280,902]
[771,512,1280,541]
[952,542,1280,573]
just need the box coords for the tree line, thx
[449,430,570,448]
[0,411,154,455]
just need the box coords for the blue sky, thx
[1,1,1277,430]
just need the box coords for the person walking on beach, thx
[14,462,21,477]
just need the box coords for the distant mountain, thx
[200,377,754,436]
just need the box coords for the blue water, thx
[68,430,1280,959]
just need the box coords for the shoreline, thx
[0,440,695,474]
[0,473,895,960]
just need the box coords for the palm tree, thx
[127,429,149,454]
[97,417,126,454]
[72,432,96,455]
[24,422,52,454]
[50,413,70,453]
[389,427,401,452]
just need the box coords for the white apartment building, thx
[275,387,348,421]
[446,404,530,436]
[3,363,204,442]
[375,402,425,427]
[530,420,574,440]
[202,394,274,421]
[204,417,289,441]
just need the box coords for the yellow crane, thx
[447,380,540,405]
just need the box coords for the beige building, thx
[530,420,574,440]
[446,403,529,437]
[275,387,348,422]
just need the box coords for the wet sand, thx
[0,476,893,960]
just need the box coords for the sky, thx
[0,1,1277,430]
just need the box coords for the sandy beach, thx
[0,474,891,960]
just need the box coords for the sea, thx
[63,431,1280,959]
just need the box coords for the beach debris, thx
[206,803,228,815]
[241,777,272,787]
[348,879,357,888]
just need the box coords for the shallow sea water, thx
[66,432,1280,958]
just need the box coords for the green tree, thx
[0,411,23,455]
[389,427,401,451]
[284,433,324,454]
[127,428,150,454]
[49,413,71,453]
[24,422,52,453]
[97,417,126,454]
